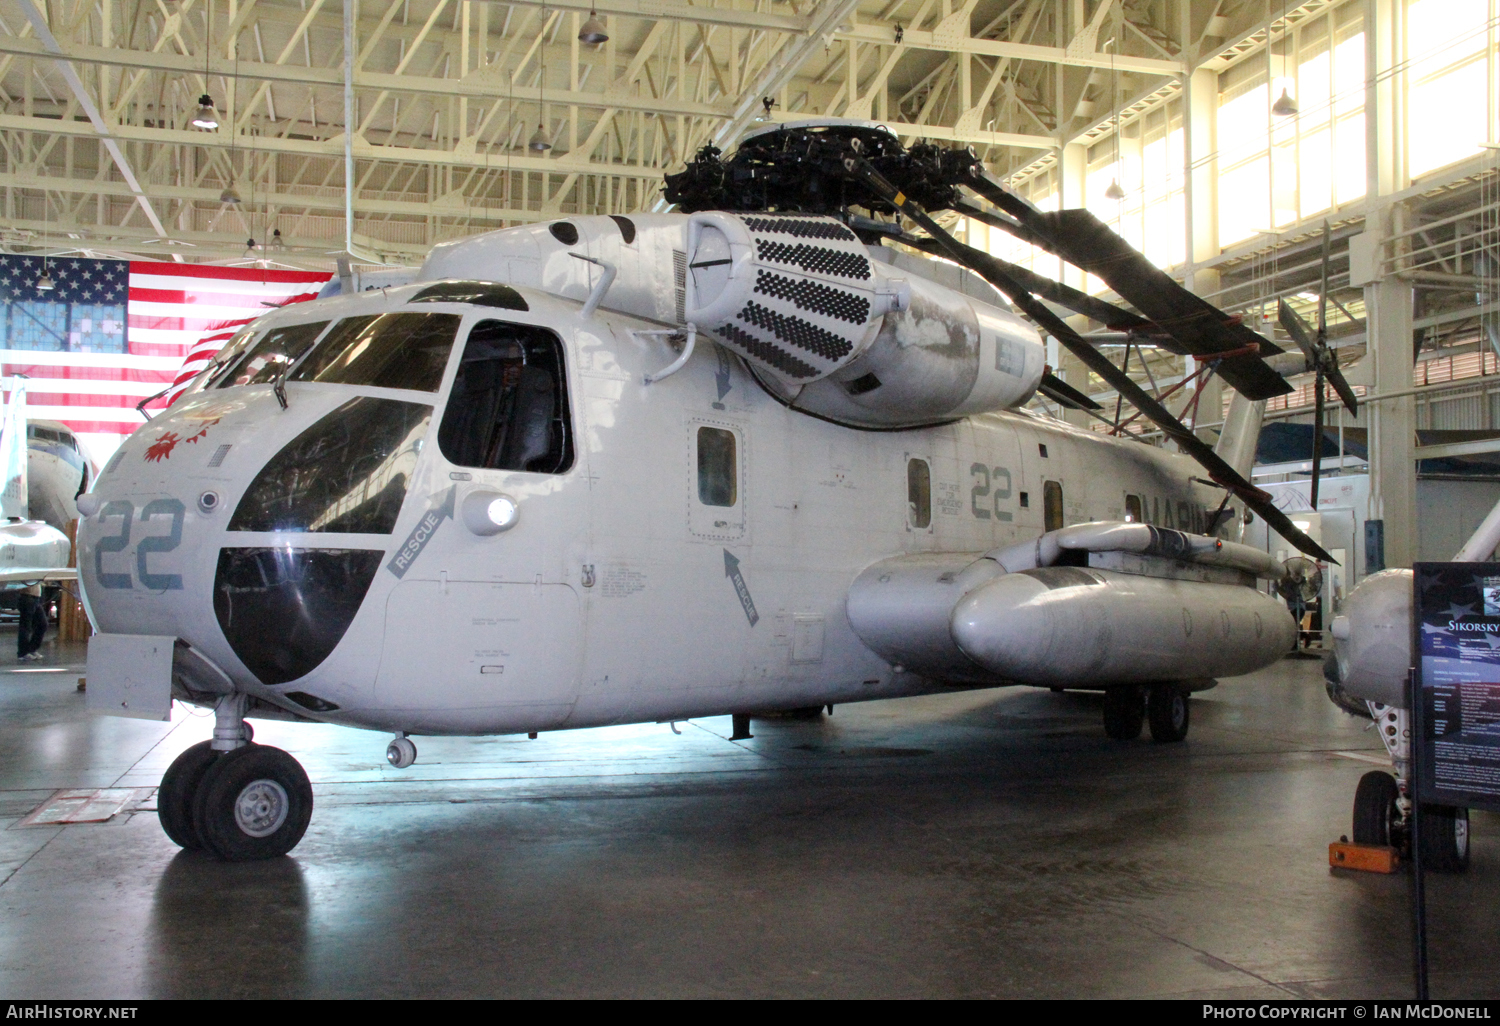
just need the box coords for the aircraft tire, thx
[1102,686,1144,740]
[1352,770,1400,847]
[1147,684,1190,743]
[158,741,220,850]
[1419,804,1470,874]
[194,744,314,862]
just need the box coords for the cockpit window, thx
[216,321,330,388]
[437,320,573,474]
[290,312,459,392]
[201,328,258,390]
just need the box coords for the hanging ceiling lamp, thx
[578,9,607,45]
[220,183,242,204]
[192,94,219,130]
[244,238,258,257]
[1271,86,1299,117]
[34,260,54,291]
[269,228,285,251]
[1104,178,1126,201]
[528,121,553,151]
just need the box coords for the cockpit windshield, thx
[215,321,330,388]
[290,312,460,392]
[199,327,258,390]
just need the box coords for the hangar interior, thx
[0,0,1498,1000]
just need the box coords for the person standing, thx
[16,582,46,661]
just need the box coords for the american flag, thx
[0,255,329,468]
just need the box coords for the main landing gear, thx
[157,693,314,861]
[1102,684,1190,743]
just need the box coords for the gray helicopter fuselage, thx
[77,217,1225,737]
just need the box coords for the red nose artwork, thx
[143,431,180,462]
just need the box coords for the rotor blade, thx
[955,170,1292,400]
[1277,300,1321,366]
[839,150,1335,561]
[949,198,1051,251]
[840,150,1344,561]
[1038,370,1102,411]
[898,232,1156,335]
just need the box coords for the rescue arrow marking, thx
[723,548,759,626]
[386,486,456,579]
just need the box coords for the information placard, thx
[1413,561,1500,812]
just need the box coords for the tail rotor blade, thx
[1311,370,1325,510]
[1326,360,1360,415]
[1277,300,1320,367]
[1318,220,1331,338]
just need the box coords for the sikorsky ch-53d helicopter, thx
[80,118,1334,862]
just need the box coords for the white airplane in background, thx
[78,120,1327,862]
[0,383,77,588]
[27,418,95,530]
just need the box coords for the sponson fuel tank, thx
[847,521,1295,687]
[950,567,1295,685]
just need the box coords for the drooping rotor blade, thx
[898,233,1158,337]
[951,167,1293,401]
[1020,210,1293,399]
[949,198,1051,252]
[1038,370,1102,411]
[841,149,1335,564]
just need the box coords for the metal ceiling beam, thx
[0,33,728,119]
[834,23,1182,76]
[12,0,169,239]
[0,111,678,178]
[475,0,808,34]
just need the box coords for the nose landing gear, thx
[156,693,314,861]
[386,734,417,769]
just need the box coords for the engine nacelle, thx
[685,211,1045,428]
[1329,569,1413,708]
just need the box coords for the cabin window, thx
[697,427,738,507]
[291,312,459,392]
[1044,480,1064,531]
[217,321,330,388]
[437,320,573,474]
[1125,494,1143,523]
[907,458,931,529]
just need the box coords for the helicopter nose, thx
[80,389,431,691]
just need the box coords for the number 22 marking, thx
[94,499,185,590]
[970,464,1013,523]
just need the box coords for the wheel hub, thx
[234,778,290,837]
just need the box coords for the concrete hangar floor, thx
[1,640,1497,1000]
